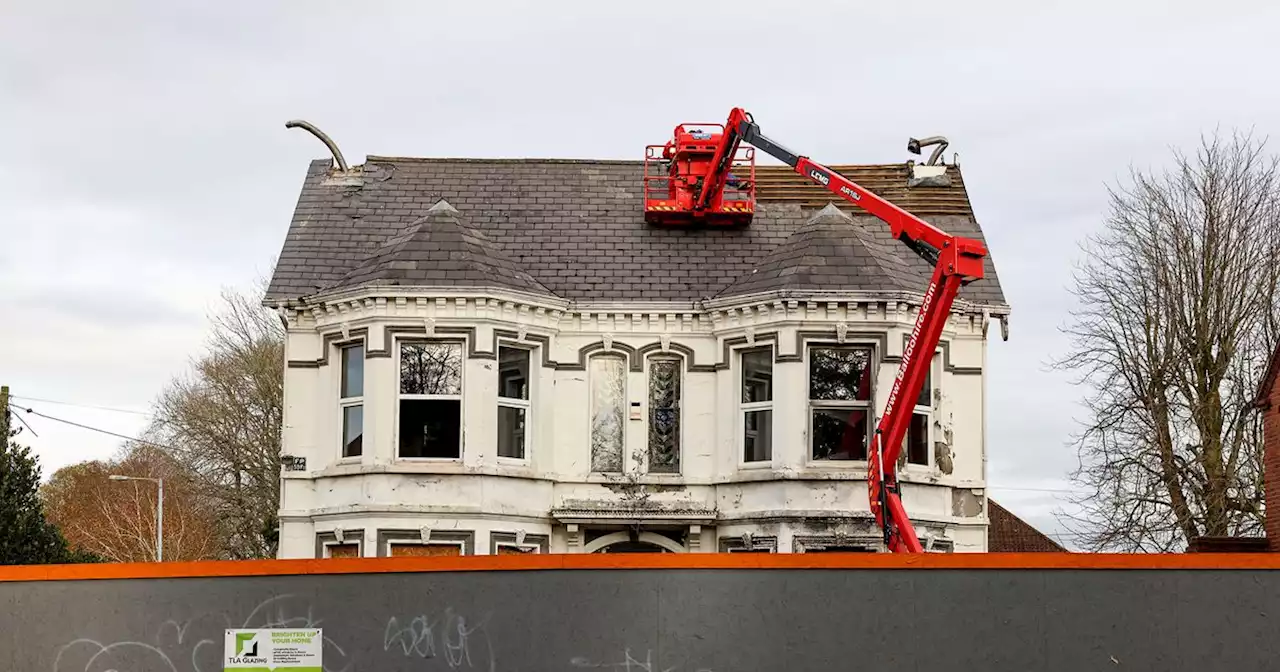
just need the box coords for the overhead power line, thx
[10,394,150,416]
[7,404,174,452]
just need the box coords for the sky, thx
[2,1,1278,549]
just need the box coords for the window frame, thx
[588,352,629,474]
[719,535,778,553]
[806,343,878,464]
[494,541,542,555]
[385,539,466,557]
[338,341,365,461]
[904,352,940,468]
[644,353,684,474]
[496,342,534,463]
[738,346,774,467]
[394,337,466,461]
[321,541,361,558]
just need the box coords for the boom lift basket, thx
[644,123,755,226]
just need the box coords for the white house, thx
[264,155,1010,558]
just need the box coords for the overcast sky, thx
[3,1,1277,548]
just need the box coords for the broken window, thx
[340,343,364,458]
[398,341,463,459]
[905,358,935,466]
[647,356,681,473]
[498,346,531,459]
[740,348,773,463]
[809,346,873,461]
[590,354,626,472]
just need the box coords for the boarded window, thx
[647,357,681,473]
[389,543,462,557]
[326,543,359,558]
[590,355,626,472]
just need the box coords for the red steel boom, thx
[674,108,988,552]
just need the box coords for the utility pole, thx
[1,385,10,440]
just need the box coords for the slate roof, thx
[266,157,1007,306]
[336,199,552,295]
[987,500,1066,553]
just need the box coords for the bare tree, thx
[147,282,285,559]
[41,443,223,562]
[1054,130,1280,551]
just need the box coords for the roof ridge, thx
[333,199,556,297]
[361,155,923,171]
[713,203,922,299]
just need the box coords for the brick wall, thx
[1267,377,1280,550]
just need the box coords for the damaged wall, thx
[278,290,993,557]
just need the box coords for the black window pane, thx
[916,367,932,408]
[400,343,462,395]
[341,345,364,398]
[907,412,929,465]
[399,399,461,458]
[809,347,872,401]
[498,405,526,459]
[342,405,363,457]
[499,347,530,400]
[648,359,681,473]
[811,407,869,460]
[741,350,773,403]
[744,409,772,462]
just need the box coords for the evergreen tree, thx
[0,399,76,564]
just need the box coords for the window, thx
[809,346,874,461]
[340,343,364,458]
[905,360,933,466]
[795,536,879,553]
[647,356,681,473]
[802,545,877,553]
[590,355,626,472]
[398,341,463,459]
[324,543,360,558]
[720,535,778,553]
[740,349,773,463]
[387,541,463,557]
[498,346,531,459]
[495,543,540,555]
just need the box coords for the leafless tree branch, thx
[1053,129,1280,551]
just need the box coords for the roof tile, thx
[265,158,1006,305]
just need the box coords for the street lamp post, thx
[108,475,163,562]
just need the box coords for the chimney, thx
[906,135,952,188]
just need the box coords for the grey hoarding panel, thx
[3,568,1278,671]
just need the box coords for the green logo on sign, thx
[235,632,258,657]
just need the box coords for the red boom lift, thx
[645,108,988,553]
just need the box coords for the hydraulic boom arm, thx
[699,108,988,553]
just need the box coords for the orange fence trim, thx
[2,552,1279,583]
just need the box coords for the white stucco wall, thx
[274,289,998,557]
